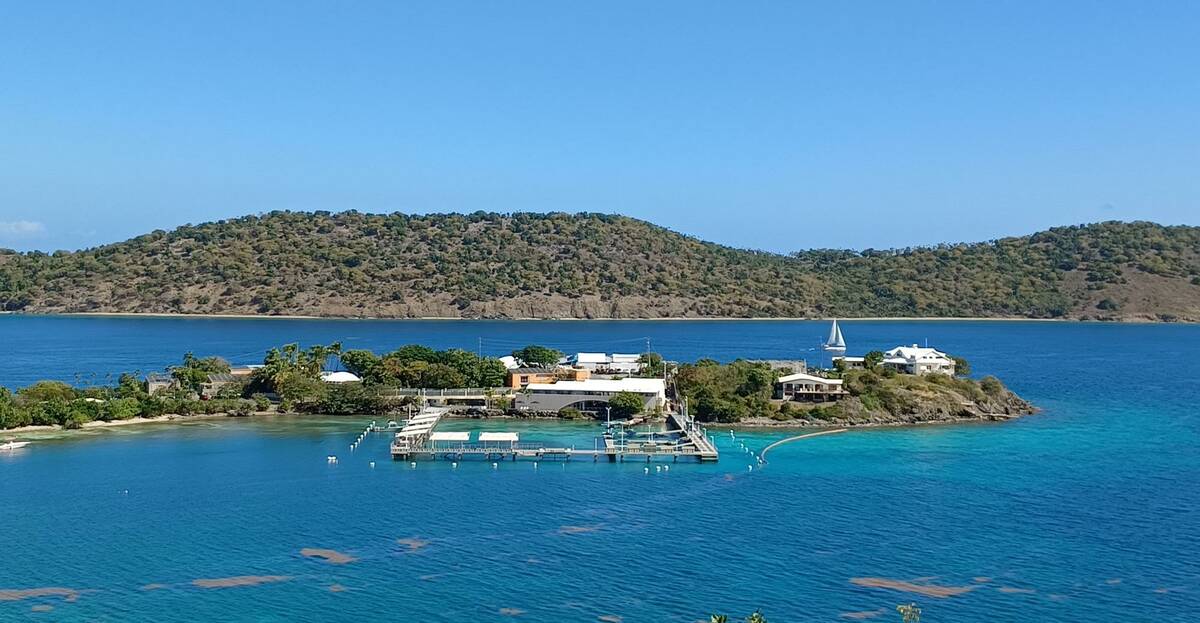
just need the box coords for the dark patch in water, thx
[850,577,976,598]
[192,575,291,589]
[839,608,887,620]
[300,548,356,564]
[396,537,430,552]
[0,588,79,602]
[558,525,601,535]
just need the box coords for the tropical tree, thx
[638,352,665,377]
[511,344,562,367]
[864,350,884,370]
[607,391,644,418]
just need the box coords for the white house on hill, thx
[882,345,956,376]
[774,372,846,402]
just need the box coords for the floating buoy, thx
[410,462,416,468]
[644,467,650,474]
[452,462,458,468]
[655,466,661,472]
[663,465,669,472]
[747,465,753,472]
[533,462,538,469]
[369,461,375,468]
[492,462,498,469]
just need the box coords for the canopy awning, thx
[430,431,470,442]
[478,432,519,442]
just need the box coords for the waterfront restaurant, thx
[774,372,847,402]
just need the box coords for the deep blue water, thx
[1,316,1198,621]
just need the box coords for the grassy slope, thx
[1,212,1197,320]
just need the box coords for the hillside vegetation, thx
[1,212,1197,321]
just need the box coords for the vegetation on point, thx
[0,342,514,429]
[675,354,1025,424]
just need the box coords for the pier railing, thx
[377,387,513,399]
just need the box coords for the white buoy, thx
[452,462,458,468]
[655,466,661,472]
[663,465,669,472]
[410,462,416,468]
[369,461,375,468]
[492,462,498,469]
[533,462,538,469]
[644,467,650,474]
[747,465,753,472]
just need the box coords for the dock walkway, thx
[388,409,719,463]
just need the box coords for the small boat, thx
[823,319,847,352]
[1,440,31,451]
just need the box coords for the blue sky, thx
[1,1,1197,253]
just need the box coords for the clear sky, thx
[1,1,1197,253]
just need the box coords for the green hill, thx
[1,212,1197,321]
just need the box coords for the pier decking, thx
[388,408,718,463]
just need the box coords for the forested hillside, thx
[0,212,1197,321]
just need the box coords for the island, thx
[0,339,1033,433]
[2,212,1197,322]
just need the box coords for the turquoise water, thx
[1,317,1198,621]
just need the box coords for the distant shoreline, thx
[1,311,1178,324]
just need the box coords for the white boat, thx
[822,319,847,352]
[1,440,31,451]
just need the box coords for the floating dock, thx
[388,408,718,463]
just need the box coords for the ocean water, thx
[1,316,1198,622]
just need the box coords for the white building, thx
[515,378,666,413]
[774,372,846,402]
[568,352,644,374]
[498,355,520,370]
[831,356,866,370]
[882,345,956,376]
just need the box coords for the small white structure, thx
[568,352,644,374]
[774,372,846,402]
[429,431,471,442]
[498,355,520,370]
[320,371,362,383]
[882,345,956,376]
[569,353,609,370]
[478,431,519,449]
[832,356,866,370]
[516,378,666,413]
